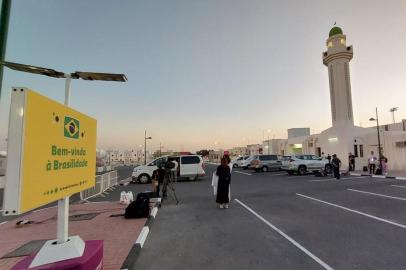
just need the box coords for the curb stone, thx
[350,172,406,180]
[120,205,159,270]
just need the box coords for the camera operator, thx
[152,163,166,197]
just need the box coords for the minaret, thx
[323,26,354,127]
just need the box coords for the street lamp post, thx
[369,107,383,175]
[144,130,152,165]
[0,0,11,99]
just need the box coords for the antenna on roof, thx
[333,21,337,26]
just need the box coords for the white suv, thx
[132,155,205,183]
[281,155,332,175]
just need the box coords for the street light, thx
[390,107,399,124]
[144,130,152,165]
[369,107,383,175]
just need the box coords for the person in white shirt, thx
[368,151,377,174]
[171,159,179,182]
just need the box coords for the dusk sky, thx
[0,0,405,152]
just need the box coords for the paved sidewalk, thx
[0,201,146,270]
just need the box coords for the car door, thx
[311,155,323,169]
[180,156,200,177]
[270,155,282,170]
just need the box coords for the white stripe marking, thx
[135,226,150,248]
[269,173,291,176]
[347,188,406,201]
[0,221,8,226]
[296,193,406,229]
[234,171,252,176]
[396,177,406,181]
[235,199,334,270]
[391,185,406,189]
[150,207,158,218]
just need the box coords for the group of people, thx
[322,150,389,178]
[367,151,388,175]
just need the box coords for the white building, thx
[274,26,406,171]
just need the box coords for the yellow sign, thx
[3,88,96,214]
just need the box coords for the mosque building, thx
[274,26,406,171]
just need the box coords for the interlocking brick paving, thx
[0,201,146,270]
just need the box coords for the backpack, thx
[124,193,150,219]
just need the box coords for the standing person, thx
[332,154,342,179]
[348,152,355,171]
[326,154,331,164]
[321,152,326,159]
[368,151,377,174]
[152,164,166,197]
[381,156,388,176]
[171,159,179,182]
[216,157,231,209]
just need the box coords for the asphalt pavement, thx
[129,164,406,270]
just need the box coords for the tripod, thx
[161,170,179,205]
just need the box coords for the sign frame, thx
[3,87,96,215]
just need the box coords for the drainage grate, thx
[69,212,99,221]
[2,239,48,258]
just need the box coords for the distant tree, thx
[196,149,210,157]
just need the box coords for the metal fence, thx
[80,170,118,200]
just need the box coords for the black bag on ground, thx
[363,166,368,172]
[124,192,150,219]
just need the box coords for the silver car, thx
[250,154,283,172]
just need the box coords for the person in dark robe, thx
[216,157,231,209]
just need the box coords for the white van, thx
[132,155,205,183]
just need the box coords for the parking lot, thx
[131,164,406,270]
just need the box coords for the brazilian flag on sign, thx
[64,116,80,139]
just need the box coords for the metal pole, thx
[376,108,383,175]
[57,74,72,244]
[267,136,270,154]
[144,130,147,165]
[159,143,161,157]
[0,0,11,99]
[392,111,395,124]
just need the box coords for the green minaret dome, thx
[329,26,343,37]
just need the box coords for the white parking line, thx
[391,185,406,189]
[234,171,252,176]
[296,193,406,229]
[235,199,334,270]
[0,221,8,226]
[347,188,406,201]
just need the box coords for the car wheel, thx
[138,174,150,184]
[243,166,247,170]
[262,166,268,172]
[325,164,332,174]
[287,171,294,175]
[298,165,307,175]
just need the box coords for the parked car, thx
[281,155,332,175]
[241,156,255,170]
[250,154,283,172]
[231,156,249,168]
[132,155,205,183]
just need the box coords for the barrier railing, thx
[80,170,118,200]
